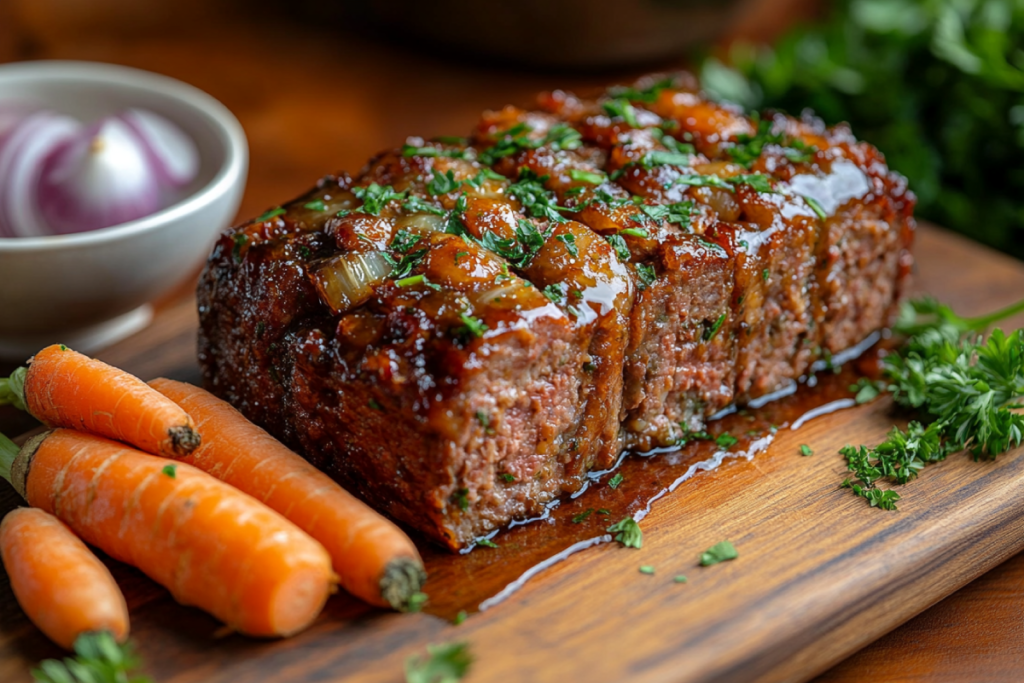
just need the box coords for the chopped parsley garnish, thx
[677,426,713,447]
[161,464,176,479]
[637,200,693,227]
[638,565,655,575]
[569,168,606,185]
[673,174,734,191]
[257,206,286,222]
[303,199,326,211]
[673,173,776,193]
[477,122,582,166]
[642,150,693,168]
[479,219,548,268]
[726,118,818,168]
[607,517,642,548]
[700,540,738,566]
[352,183,407,215]
[605,234,631,261]
[607,77,676,103]
[387,238,429,279]
[715,433,738,449]
[405,591,429,613]
[476,538,499,548]
[619,227,649,239]
[391,229,424,253]
[405,641,472,683]
[555,232,579,257]
[572,508,594,524]
[730,173,777,193]
[635,263,657,291]
[231,233,248,263]
[452,488,470,511]
[597,508,611,515]
[674,575,688,583]
[402,195,446,216]
[453,610,468,625]
[435,136,468,145]
[428,169,461,196]
[458,311,488,339]
[508,169,568,223]
[803,195,828,220]
[703,313,727,342]
[542,283,564,304]
[500,472,516,482]
[800,444,814,456]
[608,472,624,489]
[464,167,506,188]
[368,398,384,411]
[401,143,467,158]
[602,98,640,127]
[396,274,440,290]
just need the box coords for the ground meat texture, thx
[198,72,915,549]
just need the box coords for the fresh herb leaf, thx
[542,283,564,304]
[453,610,468,625]
[458,311,488,339]
[405,592,429,613]
[715,433,738,449]
[161,464,176,478]
[607,517,643,548]
[635,263,657,291]
[231,233,248,263]
[500,472,516,483]
[405,641,472,683]
[257,206,286,222]
[638,565,655,575]
[508,169,568,223]
[569,168,605,185]
[804,195,828,220]
[703,313,727,342]
[304,199,326,211]
[673,174,734,191]
[32,632,152,683]
[452,488,470,511]
[730,173,776,193]
[428,170,461,196]
[603,98,640,127]
[608,472,624,489]
[402,195,447,216]
[800,444,813,457]
[700,540,738,566]
[402,144,467,158]
[353,183,407,215]
[674,575,688,583]
[572,508,594,524]
[555,233,579,257]
[605,234,631,261]
[851,378,882,404]
[619,227,649,239]
[608,77,677,103]
[476,538,499,548]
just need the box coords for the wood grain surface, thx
[3,2,1024,680]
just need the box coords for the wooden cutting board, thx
[1,224,1023,683]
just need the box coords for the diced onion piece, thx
[393,212,445,234]
[119,108,199,188]
[311,251,393,315]
[0,111,81,238]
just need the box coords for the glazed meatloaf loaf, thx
[198,73,915,550]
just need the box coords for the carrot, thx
[0,429,334,638]
[149,378,427,610]
[0,507,129,650]
[0,344,200,457]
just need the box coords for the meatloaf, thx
[197,73,915,550]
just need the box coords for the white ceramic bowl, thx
[0,60,247,358]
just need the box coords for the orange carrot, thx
[0,344,200,457]
[0,507,129,649]
[149,378,427,610]
[0,429,334,638]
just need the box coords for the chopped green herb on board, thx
[607,517,643,548]
[405,641,472,683]
[639,565,655,575]
[700,540,738,566]
[608,472,624,489]
[32,632,152,683]
[799,444,813,457]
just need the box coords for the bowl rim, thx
[0,60,247,252]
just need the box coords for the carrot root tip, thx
[169,426,201,455]
[381,559,427,612]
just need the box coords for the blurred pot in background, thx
[297,0,747,68]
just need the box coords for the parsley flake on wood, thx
[639,565,655,575]
[607,517,643,548]
[800,444,814,456]
[608,472,624,489]
[674,575,688,583]
[850,378,883,404]
[453,610,468,625]
[700,540,738,566]
[405,641,472,683]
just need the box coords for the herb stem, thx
[962,296,1024,332]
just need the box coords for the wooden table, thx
[3,2,1023,680]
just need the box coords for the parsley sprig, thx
[405,641,473,683]
[32,632,151,683]
[838,295,1024,510]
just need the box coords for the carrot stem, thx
[0,433,18,483]
[0,367,27,411]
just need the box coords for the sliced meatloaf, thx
[198,73,915,549]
